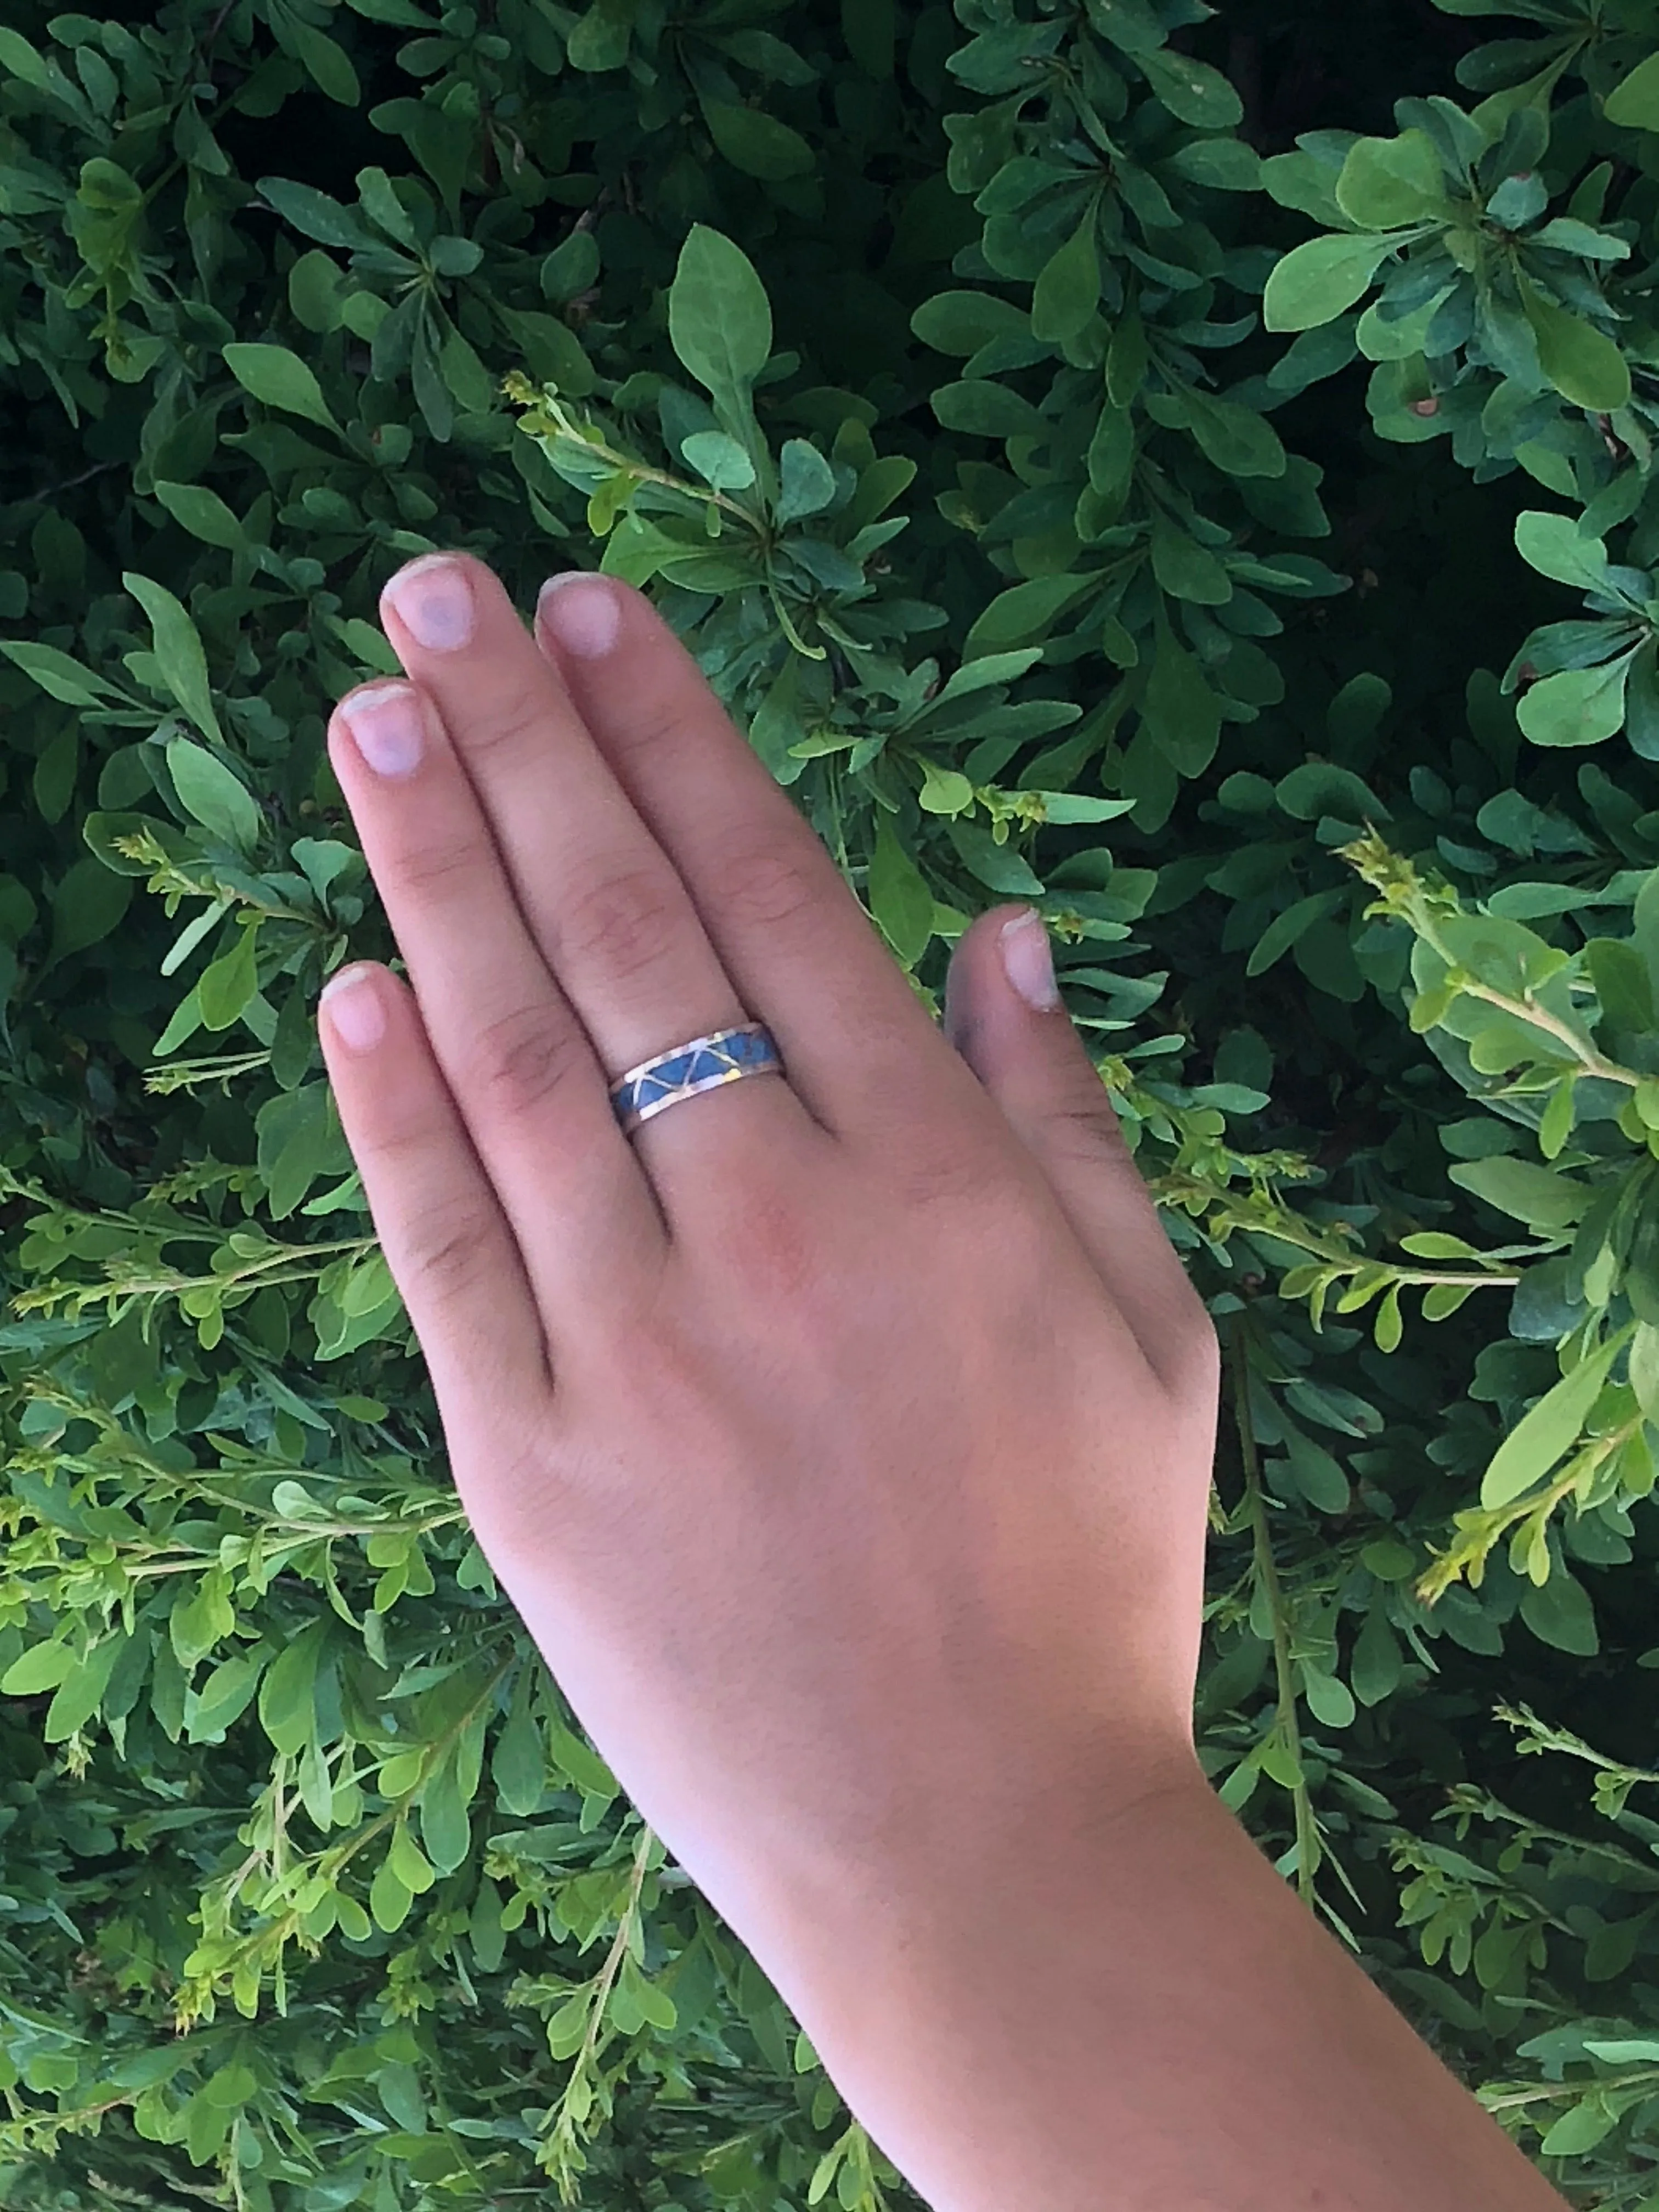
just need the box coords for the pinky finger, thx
[317,960,554,1441]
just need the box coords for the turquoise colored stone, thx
[610,1028,779,1126]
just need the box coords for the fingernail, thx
[1000,909,1062,1011]
[338,684,425,778]
[537,571,621,658]
[320,964,387,1053]
[383,554,475,651]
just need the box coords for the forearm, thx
[762,1766,1566,2212]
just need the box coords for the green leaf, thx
[1,1639,75,1697]
[187,1654,264,1742]
[370,1852,414,1933]
[1584,2038,1659,2063]
[1516,654,1634,747]
[917,762,977,814]
[32,725,78,826]
[257,176,374,250]
[931,380,1047,439]
[945,816,1044,895]
[1539,1074,1578,1160]
[170,1569,236,1669]
[775,439,837,524]
[153,481,248,551]
[44,1635,127,1741]
[1030,206,1101,345]
[258,1624,324,1757]
[1513,510,1616,595]
[289,20,360,104]
[702,99,815,180]
[1246,887,1345,977]
[680,430,756,491]
[390,1821,436,1894]
[223,342,342,433]
[910,289,1029,357]
[256,1081,349,1221]
[0,26,53,88]
[1447,1156,1587,1228]
[963,572,1094,651]
[1520,1568,1599,1657]
[668,225,771,409]
[1085,0,1164,54]
[50,854,133,962]
[419,1751,471,1875]
[1334,131,1447,227]
[1181,387,1286,478]
[123,573,222,745]
[1301,1666,1356,1729]
[1137,48,1242,129]
[167,738,262,853]
[1263,233,1398,332]
[197,922,261,1032]
[1480,1330,1630,1509]
[1142,629,1222,776]
[438,325,495,414]
[1275,760,1388,821]
[411,315,453,442]
[1150,520,1231,604]
[1517,274,1631,413]
[927,647,1044,706]
[1351,1607,1403,1706]
[1,640,126,707]
[566,0,635,70]
[1588,935,1655,1032]
[1634,867,1659,1014]
[867,814,933,966]
[492,1679,547,1816]
[1281,1425,1350,1512]
[357,165,421,251]
[1604,52,1659,131]
[547,1718,618,1800]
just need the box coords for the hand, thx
[316,550,1220,1962]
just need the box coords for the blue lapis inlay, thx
[610,1024,782,1130]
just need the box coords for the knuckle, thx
[470,1000,586,1118]
[407,1193,496,1305]
[466,680,548,766]
[558,865,683,986]
[604,691,682,770]
[396,834,477,904]
[706,843,820,935]
[718,1175,820,1310]
[895,1137,1019,1222]
[1039,1097,1137,1180]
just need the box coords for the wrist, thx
[742,1756,1226,2211]
[746,1737,1217,2039]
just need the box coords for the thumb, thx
[941,904,1203,1367]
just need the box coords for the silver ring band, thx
[608,1022,785,1137]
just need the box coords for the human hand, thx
[315,550,1220,1962]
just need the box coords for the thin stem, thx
[1482,2065,1659,2114]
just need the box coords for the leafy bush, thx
[7,0,1659,2202]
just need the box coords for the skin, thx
[315,551,1567,2210]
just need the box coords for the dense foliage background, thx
[8,0,1659,2202]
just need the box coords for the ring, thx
[608,1022,785,1136]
